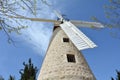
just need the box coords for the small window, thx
[63,38,69,42]
[67,54,76,63]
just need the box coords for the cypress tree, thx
[111,70,120,80]
[0,75,4,80]
[19,58,38,80]
[8,75,15,80]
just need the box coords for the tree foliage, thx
[111,70,120,80]
[92,0,120,28]
[8,75,15,80]
[0,0,52,44]
[91,0,120,38]
[0,58,38,80]
[0,75,4,80]
[104,0,120,28]
[19,58,38,80]
[0,0,38,43]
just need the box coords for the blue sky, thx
[0,0,120,80]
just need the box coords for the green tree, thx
[111,70,120,80]
[19,58,38,80]
[0,58,38,80]
[0,75,4,80]
[8,75,15,80]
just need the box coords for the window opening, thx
[63,38,69,42]
[67,54,76,63]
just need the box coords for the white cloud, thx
[13,0,66,56]
[18,0,58,56]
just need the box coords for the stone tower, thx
[38,25,96,80]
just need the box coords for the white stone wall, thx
[38,27,96,80]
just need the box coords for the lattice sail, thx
[71,20,104,28]
[60,21,97,50]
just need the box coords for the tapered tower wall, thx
[38,27,96,80]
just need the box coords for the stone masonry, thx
[38,26,96,80]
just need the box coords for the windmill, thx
[36,11,103,80]
[10,10,103,80]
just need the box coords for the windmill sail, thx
[60,21,97,50]
[71,20,104,28]
[54,10,64,21]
